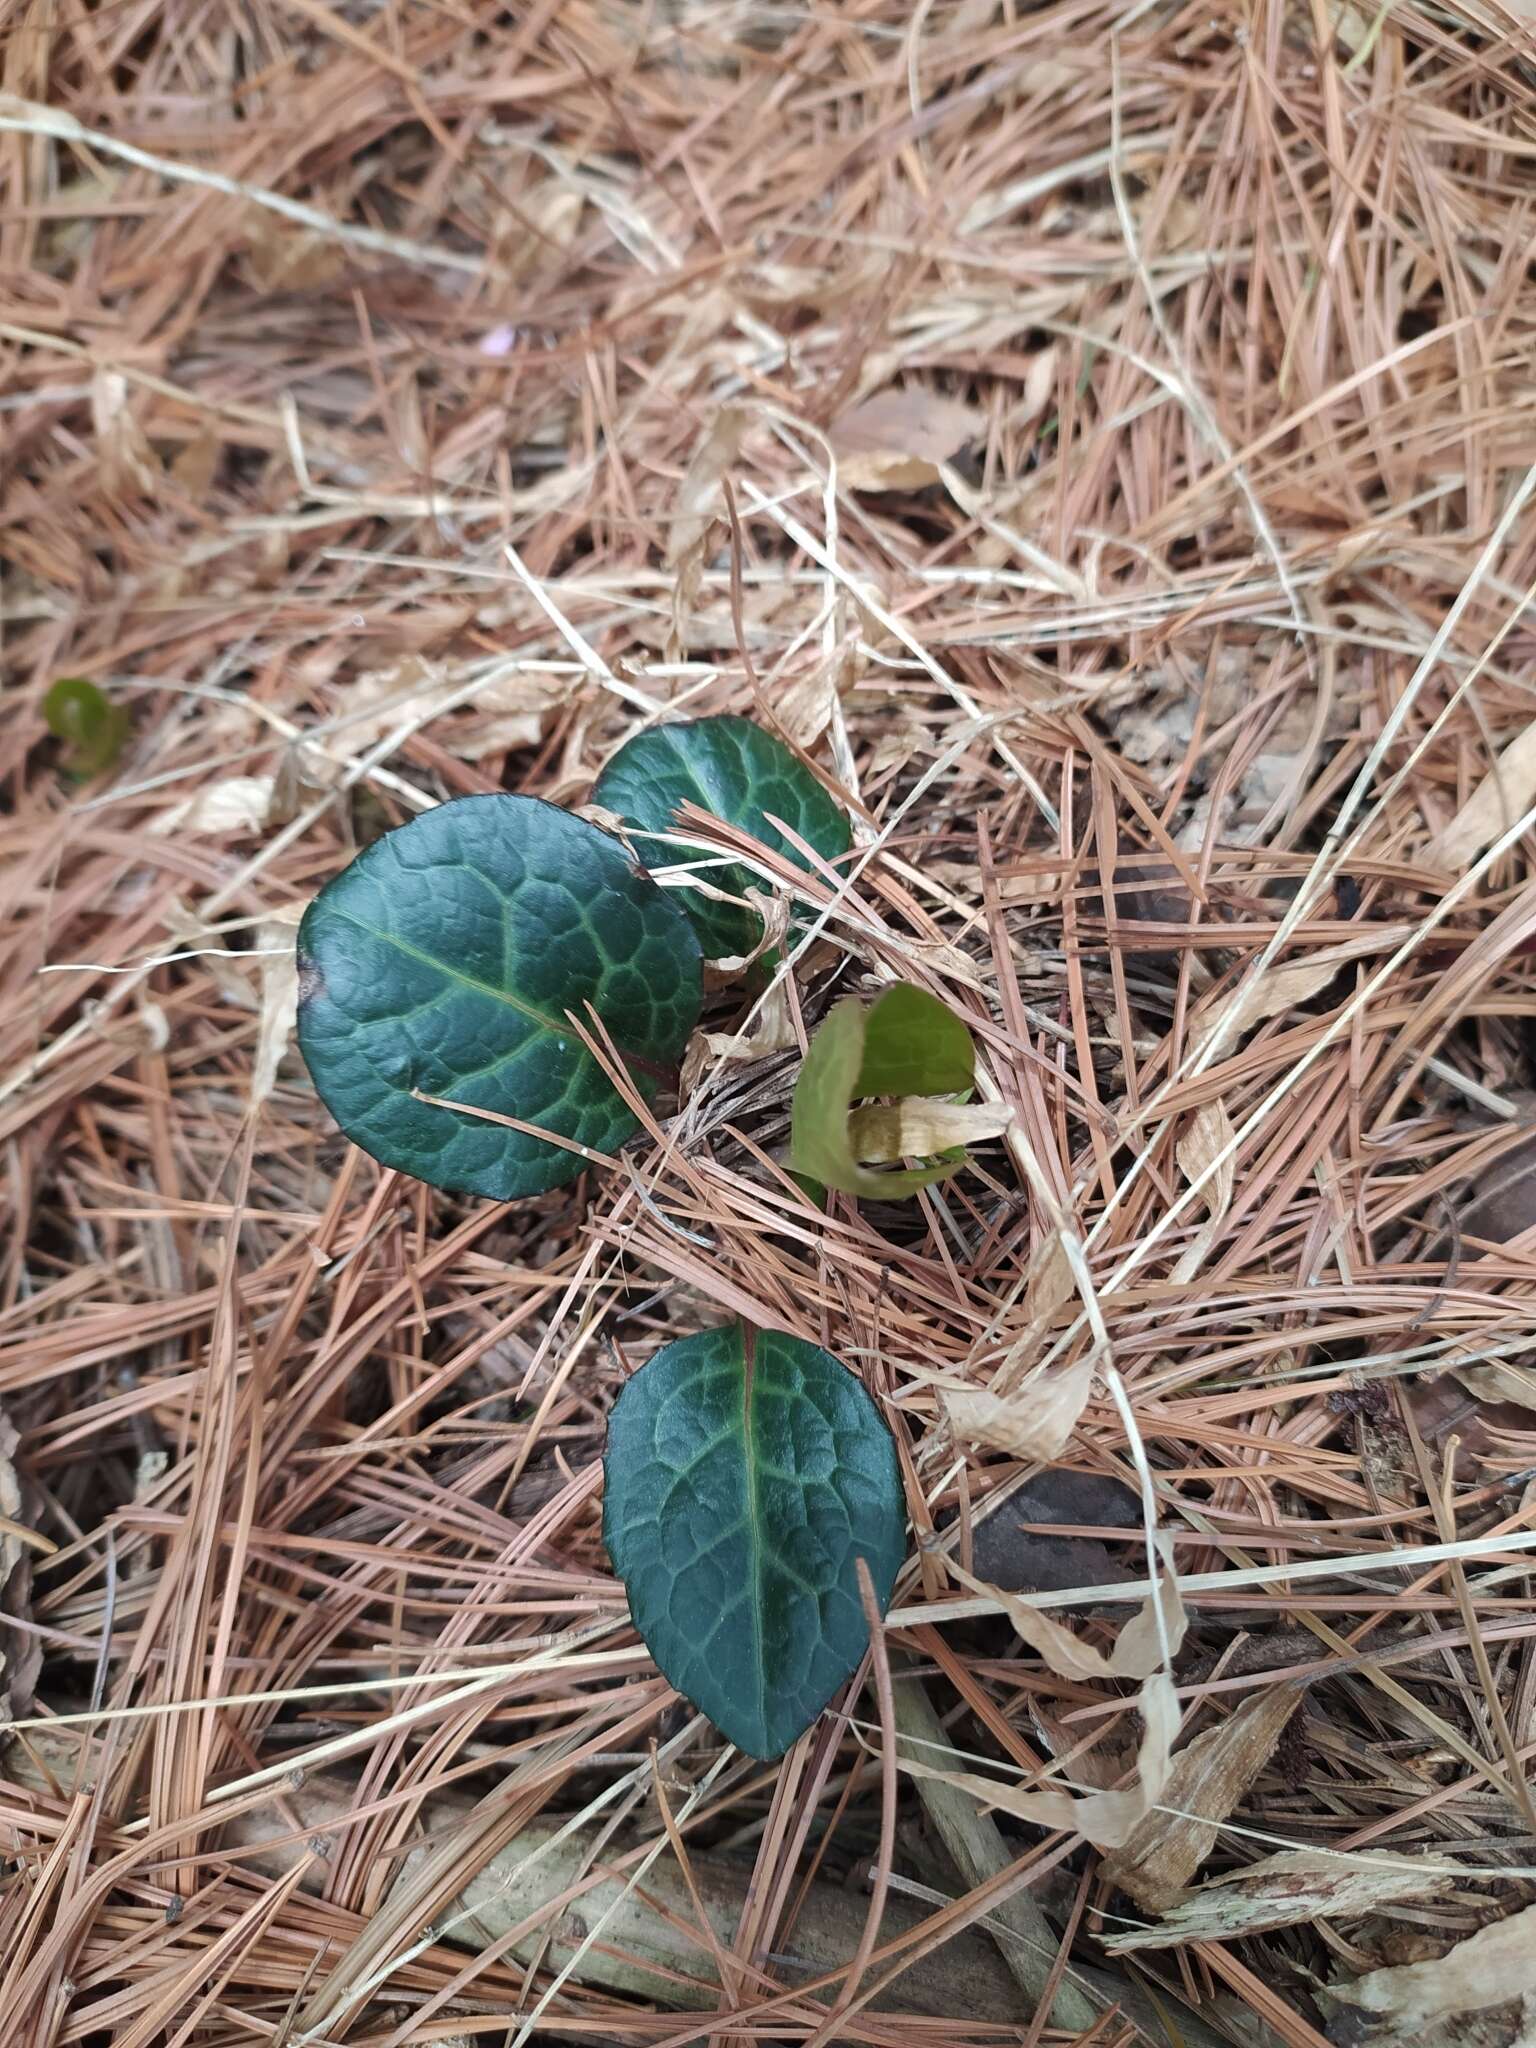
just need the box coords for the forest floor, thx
[6,4,1536,2046]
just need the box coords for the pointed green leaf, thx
[593,715,851,960]
[603,1322,906,1758]
[854,983,974,1097]
[296,794,702,1202]
[43,677,129,778]
[789,988,974,1199]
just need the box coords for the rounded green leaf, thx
[593,715,851,960]
[603,1322,906,1759]
[296,794,702,1202]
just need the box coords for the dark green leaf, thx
[603,1322,906,1758]
[593,715,851,960]
[43,677,129,778]
[854,983,974,1097]
[789,988,973,1198]
[296,794,702,1202]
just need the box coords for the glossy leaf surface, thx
[789,984,976,1198]
[297,794,701,1201]
[593,715,850,959]
[603,1322,906,1758]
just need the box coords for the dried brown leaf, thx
[668,404,751,649]
[1102,1688,1303,1912]
[1103,1847,1459,1951]
[1171,1098,1235,1283]
[1333,1901,1536,2027]
[846,1098,1013,1164]
[944,1355,1096,1463]
[830,388,984,490]
[151,775,275,839]
[91,368,159,498]
[1430,723,1536,869]
[950,1543,1187,1684]
[899,1670,1180,1850]
[252,907,302,1110]
[0,1405,41,1731]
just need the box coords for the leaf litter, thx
[7,7,1536,2048]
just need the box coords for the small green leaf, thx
[43,677,129,778]
[593,715,851,960]
[854,983,974,1097]
[789,985,976,1199]
[603,1322,906,1758]
[296,794,702,1202]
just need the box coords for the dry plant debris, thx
[7,4,1536,2046]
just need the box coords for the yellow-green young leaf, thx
[296,794,702,1202]
[789,986,979,1199]
[43,677,130,778]
[603,1322,906,1758]
[855,983,974,1096]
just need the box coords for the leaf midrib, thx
[740,1324,769,1750]
[327,904,568,1036]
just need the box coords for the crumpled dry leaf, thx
[900,1543,1185,1850]
[899,1669,1180,1851]
[1457,1128,1536,1246]
[1430,722,1536,870]
[340,660,562,760]
[1103,1846,1458,1951]
[1190,949,1345,1063]
[1171,1098,1235,1284]
[830,388,984,491]
[703,887,790,985]
[944,1358,1096,1463]
[943,1229,1094,1459]
[1101,1686,1302,1911]
[151,774,275,839]
[500,180,584,278]
[1451,1361,1536,1413]
[668,405,751,653]
[1332,1901,1536,2027]
[0,1403,43,1732]
[171,426,222,497]
[244,210,348,290]
[949,1546,1186,1685]
[679,980,798,1096]
[251,907,303,1110]
[846,1098,1013,1165]
[92,368,159,498]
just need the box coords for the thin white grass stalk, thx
[1108,39,1311,656]
[296,1717,717,2048]
[740,476,1063,831]
[502,540,664,714]
[1103,1366,1174,1671]
[1015,779,1536,1383]
[0,93,491,276]
[888,1522,1536,1625]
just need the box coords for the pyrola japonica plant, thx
[297,716,989,1756]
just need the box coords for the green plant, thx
[296,793,703,1202]
[602,1321,905,1758]
[43,677,130,778]
[594,714,851,959]
[789,981,980,1197]
[295,722,925,1753]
